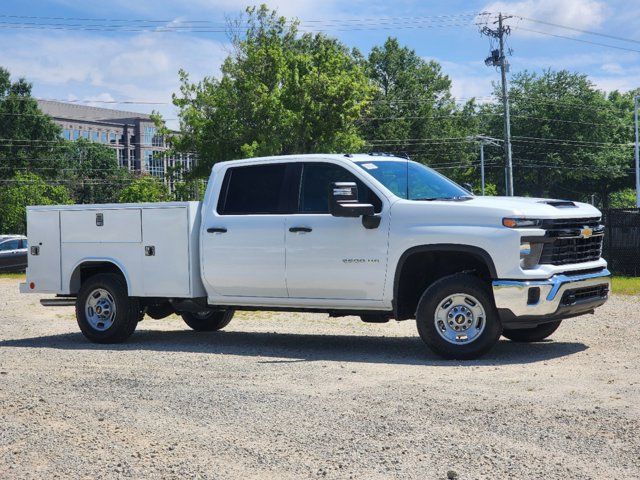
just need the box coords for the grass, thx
[0,272,25,279]
[610,276,640,295]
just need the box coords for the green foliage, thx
[118,175,171,203]
[480,70,634,202]
[609,188,636,209]
[0,67,66,178]
[360,37,478,181]
[173,5,372,176]
[0,172,71,234]
[62,138,132,204]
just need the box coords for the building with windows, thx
[37,100,195,180]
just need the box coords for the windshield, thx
[355,160,471,200]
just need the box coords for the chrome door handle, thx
[289,227,312,233]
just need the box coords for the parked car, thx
[21,154,610,359]
[0,235,28,272]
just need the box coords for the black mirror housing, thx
[329,182,375,218]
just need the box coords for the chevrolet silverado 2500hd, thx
[21,154,611,359]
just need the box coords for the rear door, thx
[201,163,292,298]
[27,210,61,292]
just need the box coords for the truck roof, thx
[213,153,409,169]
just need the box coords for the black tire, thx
[502,320,562,342]
[181,309,234,332]
[75,273,139,343]
[416,273,502,360]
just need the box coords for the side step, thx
[40,298,76,307]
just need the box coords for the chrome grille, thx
[539,218,604,266]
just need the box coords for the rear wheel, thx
[181,309,234,332]
[416,273,502,360]
[502,321,562,342]
[76,273,139,343]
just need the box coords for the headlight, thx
[502,218,543,228]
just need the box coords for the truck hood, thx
[392,195,602,228]
[457,196,602,219]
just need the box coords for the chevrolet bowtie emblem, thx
[580,226,593,239]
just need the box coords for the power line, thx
[515,15,640,46]
[513,26,640,54]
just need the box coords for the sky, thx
[0,0,638,129]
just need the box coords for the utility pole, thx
[634,94,639,208]
[481,13,514,196]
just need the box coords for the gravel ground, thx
[0,277,639,479]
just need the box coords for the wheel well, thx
[394,247,495,320]
[69,261,128,295]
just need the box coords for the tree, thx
[0,67,66,179]
[118,176,170,203]
[480,70,632,203]
[62,138,132,204]
[0,172,70,234]
[172,5,372,176]
[360,38,479,182]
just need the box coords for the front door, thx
[285,162,390,300]
[201,163,291,298]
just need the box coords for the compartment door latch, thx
[145,246,155,256]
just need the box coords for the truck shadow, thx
[0,329,587,366]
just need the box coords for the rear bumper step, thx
[40,298,76,307]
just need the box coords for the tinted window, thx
[299,162,382,213]
[0,240,20,251]
[219,164,288,215]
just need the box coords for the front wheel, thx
[502,321,562,342]
[416,274,502,360]
[181,309,234,332]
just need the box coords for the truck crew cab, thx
[21,154,611,359]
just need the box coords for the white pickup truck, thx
[21,153,610,359]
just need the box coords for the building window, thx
[92,131,100,142]
[63,129,71,140]
[101,132,107,143]
[110,132,117,144]
[73,130,80,140]
[143,126,155,146]
[81,131,89,139]
[144,149,164,178]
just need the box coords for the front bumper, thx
[492,268,611,328]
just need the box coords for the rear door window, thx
[218,163,289,215]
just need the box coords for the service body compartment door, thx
[61,209,141,243]
[26,210,61,292]
[141,207,191,297]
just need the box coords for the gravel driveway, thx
[0,277,638,479]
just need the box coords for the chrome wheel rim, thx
[85,288,116,331]
[434,293,486,345]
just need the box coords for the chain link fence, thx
[603,208,640,277]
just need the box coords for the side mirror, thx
[329,182,375,218]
